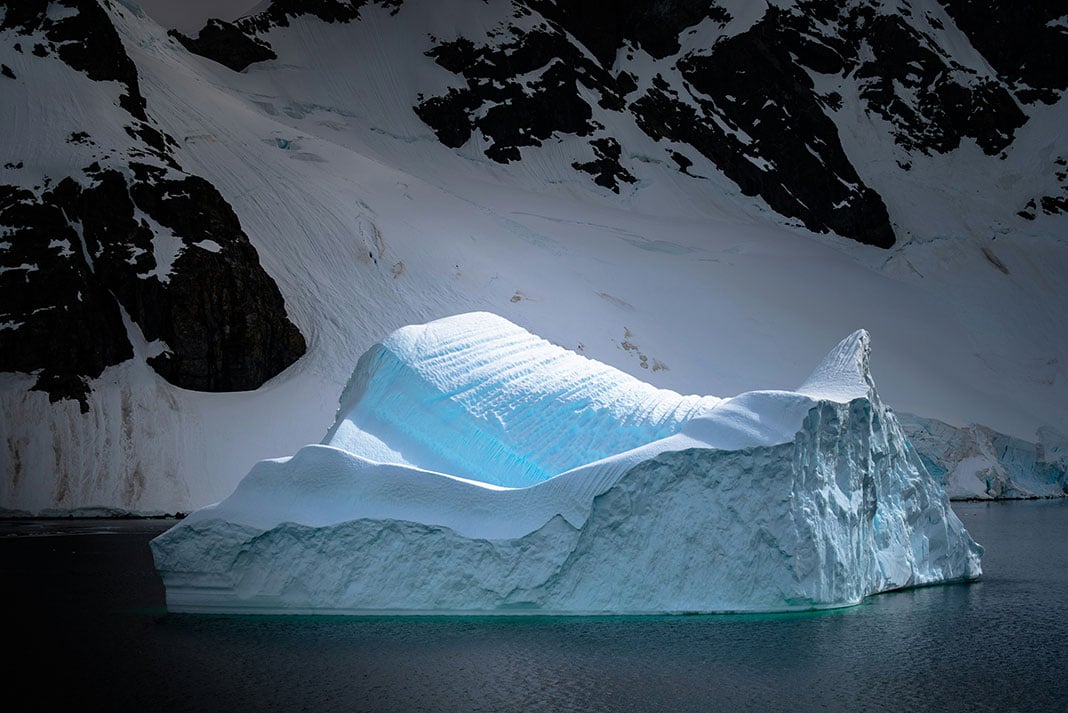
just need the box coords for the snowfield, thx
[151,313,982,614]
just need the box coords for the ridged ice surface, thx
[151,313,983,614]
[325,312,722,487]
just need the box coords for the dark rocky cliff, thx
[0,0,306,409]
[178,0,1064,249]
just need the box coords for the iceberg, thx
[150,313,982,614]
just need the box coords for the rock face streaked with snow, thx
[151,313,982,614]
[0,0,306,410]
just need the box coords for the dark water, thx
[3,501,1067,712]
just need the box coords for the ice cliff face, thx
[900,414,1068,500]
[151,313,982,614]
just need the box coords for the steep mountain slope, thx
[0,0,306,410]
[1,0,1066,514]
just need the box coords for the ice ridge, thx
[325,312,721,487]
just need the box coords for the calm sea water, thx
[3,501,1067,712]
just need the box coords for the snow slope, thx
[151,313,982,614]
[2,1,1067,515]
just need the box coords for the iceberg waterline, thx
[151,313,982,614]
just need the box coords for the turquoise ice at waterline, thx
[151,313,982,614]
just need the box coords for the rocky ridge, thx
[176,0,1067,249]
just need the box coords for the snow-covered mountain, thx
[2,0,1066,514]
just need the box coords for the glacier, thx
[899,414,1068,500]
[150,313,982,614]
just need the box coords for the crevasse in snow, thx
[150,312,982,614]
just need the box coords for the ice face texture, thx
[150,313,982,614]
[899,414,1068,500]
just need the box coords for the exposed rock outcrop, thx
[168,19,277,72]
[0,0,306,406]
